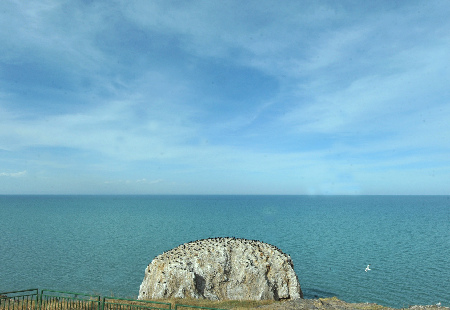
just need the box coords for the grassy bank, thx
[150,297,276,309]
[1,295,447,310]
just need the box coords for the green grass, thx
[147,297,276,309]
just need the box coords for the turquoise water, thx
[0,195,448,308]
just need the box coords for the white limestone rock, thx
[138,237,303,301]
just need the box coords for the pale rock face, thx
[138,237,303,301]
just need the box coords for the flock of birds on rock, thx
[146,237,295,273]
[155,237,288,259]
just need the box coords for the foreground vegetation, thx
[151,297,276,309]
[126,296,447,310]
[1,295,447,310]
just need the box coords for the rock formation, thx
[138,237,303,301]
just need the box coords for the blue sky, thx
[1,0,449,195]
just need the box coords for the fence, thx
[39,290,101,310]
[0,289,39,310]
[102,297,171,310]
[0,290,224,310]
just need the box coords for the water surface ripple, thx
[0,195,448,308]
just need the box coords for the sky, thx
[1,0,449,195]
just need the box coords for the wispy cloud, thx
[0,170,27,177]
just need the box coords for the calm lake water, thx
[0,195,449,308]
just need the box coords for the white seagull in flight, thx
[365,264,371,272]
